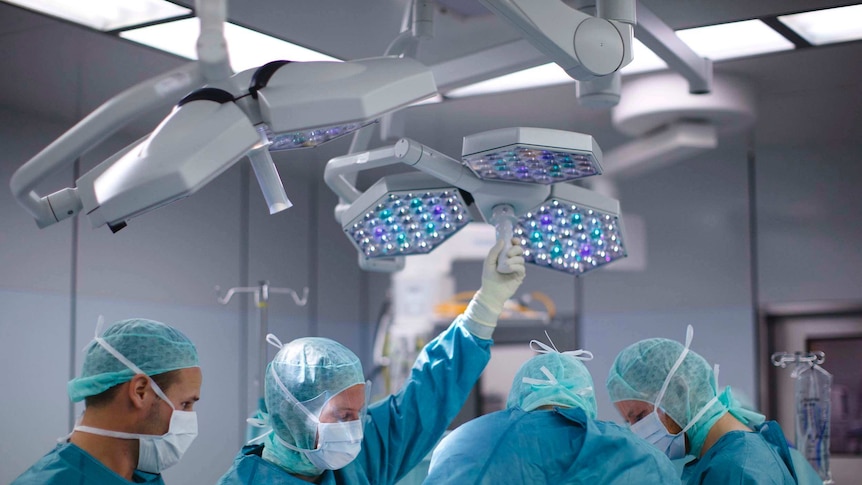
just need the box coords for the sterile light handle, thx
[248,130,292,215]
[491,204,517,274]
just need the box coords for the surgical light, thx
[340,172,476,260]
[324,129,627,276]
[515,183,626,275]
[251,57,437,152]
[461,127,602,185]
[11,54,438,231]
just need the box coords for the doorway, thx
[761,302,862,484]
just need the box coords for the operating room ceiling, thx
[0,0,861,168]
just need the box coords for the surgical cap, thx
[265,337,365,451]
[68,318,199,402]
[606,337,727,455]
[506,352,597,419]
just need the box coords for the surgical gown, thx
[424,406,681,485]
[681,421,797,484]
[11,442,164,485]
[216,316,492,485]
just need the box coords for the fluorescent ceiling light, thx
[4,0,189,31]
[676,19,794,61]
[120,18,339,73]
[778,4,862,45]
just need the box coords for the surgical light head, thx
[461,127,602,185]
[249,57,437,150]
[325,129,627,276]
[341,172,477,261]
[83,88,260,232]
[514,182,626,275]
[11,55,438,232]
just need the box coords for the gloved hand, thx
[464,238,526,339]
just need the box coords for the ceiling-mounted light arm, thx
[385,0,436,58]
[194,0,233,83]
[9,0,234,229]
[9,62,204,228]
[324,145,401,210]
[635,3,712,94]
[479,0,634,80]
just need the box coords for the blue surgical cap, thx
[262,337,365,473]
[68,318,199,402]
[506,351,597,418]
[606,336,726,455]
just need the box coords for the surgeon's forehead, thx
[326,384,365,409]
[615,399,653,422]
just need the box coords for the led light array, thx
[462,146,599,185]
[515,199,626,274]
[345,189,472,258]
[265,121,375,150]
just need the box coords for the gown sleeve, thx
[356,315,492,485]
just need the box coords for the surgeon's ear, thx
[127,374,151,410]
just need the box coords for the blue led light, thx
[264,121,376,151]
[346,189,472,258]
[515,199,625,275]
[462,145,600,185]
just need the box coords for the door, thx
[763,303,862,484]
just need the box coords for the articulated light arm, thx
[9,63,205,228]
[635,3,712,94]
[9,0,233,229]
[479,0,634,80]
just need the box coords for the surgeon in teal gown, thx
[607,326,801,484]
[424,341,681,484]
[12,318,202,485]
[216,239,526,485]
[12,445,164,485]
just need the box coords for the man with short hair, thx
[13,318,202,484]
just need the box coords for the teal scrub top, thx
[424,406,682,485]
[216,316,492,485]
[12,442,164,485]
[681,421,797,485]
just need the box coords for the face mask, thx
[287,419,363,470]
[73,333,198,473]
[632,325,718,460]
[265,335,367,471]
[631,409,687,459]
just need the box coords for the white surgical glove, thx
[464,238,526,339]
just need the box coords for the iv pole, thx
[217,281,309,417]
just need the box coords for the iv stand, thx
[216,281,309,411]
[771,350,834,484]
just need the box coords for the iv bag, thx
[792,363,833,484]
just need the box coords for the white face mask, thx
[279,419,363,470]
[267,361,365,470]
[631,325,718,460]
[631,409,687,459]
[73,335,198,473]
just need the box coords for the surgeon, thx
[216,238,526,485]
[607,325,798,484]
[424,339,681,484]
[13,318,202,485]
